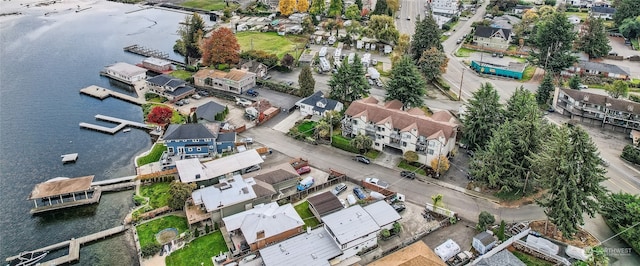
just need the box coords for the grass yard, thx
[331,134,359,153]
[511,250,554,266]
[565,12,587,21]
[180,0,236,11]
[398,160,427,176]
[294,201,320,228]
[297,121,316,136]
[521,65,536,82]
[137,143,167,167]
[170,70,193,81]
[632,38,639,50]
[236,32,307,59]
[140,182,171,209]
[165,231,228,266]
[455,47,474,57]
[136,215,189,249]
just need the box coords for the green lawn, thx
[398,160,427,176]
[297,121,316,136]
[294,201,320,228]
[137,143,167,167]
[236,32,307,59]
[180,0,236,11]
[140,182,171,208]
[455,47,474,57]
[331,134,359,153]
[364,150,380,159]
[165,231,228,266]
[521,65,536,82]
[565,12,587,21]
[136,215,189,249]
[511,251,554,266]
[632,38,639,50]
[170,70,193,81]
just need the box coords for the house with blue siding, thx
[216,132,236,153]
[162,124,217,160]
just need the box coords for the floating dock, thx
[79,114,153,135]
[61,153,78,163]
[80,85,145,105]
[5,225,129,265]
[123,44,186,68]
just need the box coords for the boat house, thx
[28,176,101,214]
[100,62,147,85]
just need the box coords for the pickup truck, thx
[365,177,389,189]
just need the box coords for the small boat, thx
[8,251,48,266]
[122,128,131,133]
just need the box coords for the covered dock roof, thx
[29,175,95,200]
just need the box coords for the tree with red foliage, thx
[147,106,173,125]
[201,27,240,67]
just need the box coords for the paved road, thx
[396,0,427,35]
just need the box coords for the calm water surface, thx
[0,3,195,264]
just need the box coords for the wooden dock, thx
[80,85,145,105]
[79,114,153,135]
[91,175,137,186]
[5,225,129,265]
[98,182,136,192]
[123,44,186,68]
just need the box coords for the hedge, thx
[331,135,359,153]
[621,145,640,164]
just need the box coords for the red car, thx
[296,166,311,175]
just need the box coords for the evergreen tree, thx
[619,16,640,39]
[470,121,519,191]
[536,73,554,105]
[579,17,611,59]
[613,0,640,26]
[191,112,198,123]
[568,75,581,90]
[411,15,443,61]
[505,86,540,121]
[298,66,316,97]
[355,0,363,10]
[530,12,577,73]
[328,54,370,102]
[372,0,390,15]
[531,124,608,238]
[385,56,426,109]
[175,13,206,65]
[417,47,448,82]
[328,0,343,17]
[310,0,326,16]
[461,83,503,151]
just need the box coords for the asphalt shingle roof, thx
[163,123,216,140]
[307,191,344,216]
[300,91,340,114]
[474,26,511,40]
[196,101,226,122]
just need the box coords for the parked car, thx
[354,155,371,164]
[365,177,389,189]
[498,53,504,58]
[175,100,185,106]
[296,165,311,175]
[236,97,253,107]
[246,89,259,97]
[182,99,190,104]
[578,84,588,90]
[191,94,202,100]
[353,187,367,199]
[241,137,254,144]
[285,81,294,86]
[456,38,462,44]
[297,176,315,191]
[400,171,416,179]
[332,183,347,195]
[244,164,261,173]
[197,90,209,96]
[392,203,406,213]
[263,75,272,80]
[492,53,498,57]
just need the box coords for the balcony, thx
[365,124,376,133]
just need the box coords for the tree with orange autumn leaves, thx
[297,0,309,13]
[201,27,240,66]
[147,106,173,126]
[279,0,296,16]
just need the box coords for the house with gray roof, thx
[162,124,217,166]
[245,163,300,192]
[175,149,264,186]
[476,249,526,266]
[190,175,258,222]
[259,227,342,266]
[363,200,402,230]
[322,205,381,260]
[473,231,497,254]
[222,202,304,251]
[297,91,344,117]
[146,74,195,101]
[564,60,631,80]
[195,101,226,122]
[473,26,512,50]
[215,132,236,153]
[590,6,616,20]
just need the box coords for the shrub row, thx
[257,80,302,96]
[621,145,640,164]
[331,135,359,153]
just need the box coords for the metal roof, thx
[307,191,344,216]
[191,175,257,212]
[176,150,264,183]
[363,201,402,227]
[259,227,342,266]
[105,62,146,77]
[222,203,303,244]
[321,205,380,244]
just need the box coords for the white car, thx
[191,94,202,100]
[236,97,253,107]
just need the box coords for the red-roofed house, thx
[342,97,459,167]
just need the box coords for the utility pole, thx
[458,68,465,101]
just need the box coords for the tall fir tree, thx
[462,83,503,151]
[568,75,581,90]
[531,12,577,73]
[372,0,390,15]
[385,56,426,109]
[579,17,611,59]
[531,124,608,238]
[328,0,343,17]
[470,121,519,191]
[298,66,316,97]
[506,86,540,121]
[355,0,363,10]
[411,14,443,61]
[536,73,554,105]
[328,54,370,102]
[175,13,206,65]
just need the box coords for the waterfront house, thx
[100,62,147,85]
[341,97,459,170]
[216,132,236,153]
[190,175,258,222]
[193,68,256,95]
[296,91,344,117]
[368,241,446,266]
[141,57,173,73]
[146,74,195,101]
[553,88,640,133]
[259,227,343,266]
[162,123,217,161]
[473,26,512,50]
[222,202,304,251]
[175,149,264,187]
[195,101,227,122]
[563,60,631,80]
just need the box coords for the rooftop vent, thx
[195,174,201,179]
[311,254,317,259]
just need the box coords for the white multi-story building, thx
[342,97,459,168]
[429,0,460,17]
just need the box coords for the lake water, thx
[0,2,198,264]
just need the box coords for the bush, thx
[331,135,360,153]
[477,211,495,231]
[621,145,640,164]
[257,80,301,96]
[141,243,161,258]
[205,224,210,234]
[380,229,391,238]
[630,95,640,103]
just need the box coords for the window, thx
[428,149,434,155]
[197,147,202,151]
[428,141,435,147]
[352,120,357,125]
[188,148,193,152]
[193,139,199,142]
[402,142,407,147]
[342,244,347,249]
